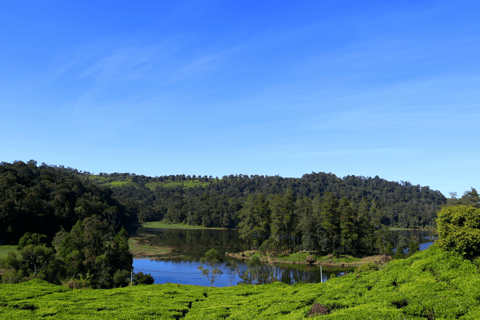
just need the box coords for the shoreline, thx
[140,221,228,230]
[389,227,437,231]
[225,250,391,268]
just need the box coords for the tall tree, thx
[339,197,357,254]
[270,194,286,248]
[295,197,314,251]
[364,201,382,254]
[310,195,326,251]
[355,197,370,253]
[54,215,133,288]
[237,195,270,250]
[197,248,224,287]
[321,193,340,254]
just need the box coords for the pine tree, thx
[339,197,357,254]
[320,193,340,254]
[364,201,381,254]
[237,194,257,250]
[295,197,314,251]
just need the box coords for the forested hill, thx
[0,161,447,241]
[0,161,135,243]
[75,169,445,229]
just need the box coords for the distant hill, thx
[1,161,447,242]
[63,168,446,229]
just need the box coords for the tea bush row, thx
[2,244,480,319]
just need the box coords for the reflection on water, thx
[135,227,245,261]
[132,227,437,287]
[133,259,348,287]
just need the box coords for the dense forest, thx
[0,160,136,244]
[97,169,446,229]
[0,161,156,288]
[0,160,448,246]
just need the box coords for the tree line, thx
[109,172,445,229]
[236,190,392,255]
[0,160,448,244]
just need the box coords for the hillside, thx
[95,170,446,229]
[1,160,447,245]
[1,244,479,319]
[0,161,135,243]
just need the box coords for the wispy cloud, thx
[79,44,168,84]
[168,50,228,84]
[265,147,410,160]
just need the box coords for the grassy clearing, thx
[229,250,379,267]
[145,179,216,190]
[80,173,220,190]
[128,235,190,260]
[141,221,224,229]
[84,175,218,190]
[128,236,173,258]
[0,245,17,259]
[2,244,480,319]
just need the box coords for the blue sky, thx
[1,0,479,197]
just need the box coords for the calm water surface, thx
[132,227,436,287]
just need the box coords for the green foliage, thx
[93,167,446,229]
[437,205,480,258]
[19,244,55,278]
[238,194,271,250]
[198,248,224,287]
[408,239,420,256]
[0,161,135,244]
[242,255,263,284]
[321,193,341,252]
[54,216,133,288]
[248,190,393,255]
[0,245,17,259]
[141,221,216,229]
[0,237,59,283]
[17,233,49,250]
[448,187,480,208]
[354,262,379,273]
[133,271,154,285]
[3,245,480,319]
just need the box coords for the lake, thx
[132,227,436,287]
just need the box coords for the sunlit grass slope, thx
[141,221,222,229]
[81,175,215,190]
[2,244,480,319]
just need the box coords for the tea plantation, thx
[1,244,480,319]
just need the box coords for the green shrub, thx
[437,205,480,258]
[2,245,480,319]
[354,262,379,273]
[134,271,154,285]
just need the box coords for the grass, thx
[106,180,134,187]
[141,221,224,229]
[81,173,219,190]
[145,179,215,189]
[389,227,436,231]
[229,250,379,267]
[128,236,173,258]
[0,245,17,259]
[2,244,480,319]
[128,235,190,260]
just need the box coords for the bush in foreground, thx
[437,205,480,258]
